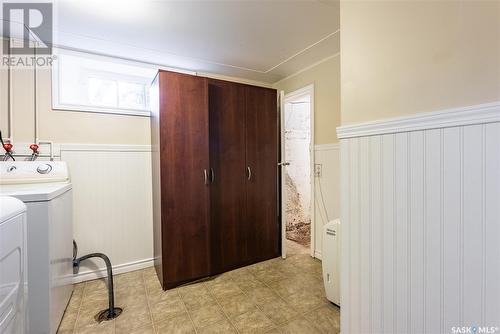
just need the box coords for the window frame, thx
[51,49,156,117]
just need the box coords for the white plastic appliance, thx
[322,219,341,306]
[0,162,73,334]
[0,196,27,334]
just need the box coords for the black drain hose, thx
[73,241,121,320]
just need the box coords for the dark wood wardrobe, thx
[151,70,280,290]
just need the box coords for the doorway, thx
[280,85,314,258]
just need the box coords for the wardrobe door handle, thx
[204,169,208,185]
[247,166,252,181]
[210,168,215,183]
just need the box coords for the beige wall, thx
[274,55,341,144]
[341,0,500,125]
[0,66,273,147]
[0,67,151,145]
[1,50,340,147]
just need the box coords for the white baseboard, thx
[314,250,322,260]
[72,257,154,284]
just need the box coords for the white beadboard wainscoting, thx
[59,144,154,283]
[313,143,340,260]
[338,102,500,334]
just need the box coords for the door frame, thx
[280,84,315,258]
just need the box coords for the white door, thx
[279,90,288,259]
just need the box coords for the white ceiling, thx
[22,0,340,83]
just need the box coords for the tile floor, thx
[57,253,340,334]
[285,239,310,256]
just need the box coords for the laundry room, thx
[1,1,499,334]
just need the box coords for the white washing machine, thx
[0,162,73,334]
[0,196,27,334]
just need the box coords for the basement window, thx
[52,49,157,116]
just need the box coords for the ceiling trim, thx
[52,27,340,75]
[53,44,272,87]
[264,29,339,73]
[272,51,340,85]
[52,44,196,74]
[196,71,272,88]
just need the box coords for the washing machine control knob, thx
[37,164,52,174]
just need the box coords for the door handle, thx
[247,166,252,181]
[210,168,215,183]
[204,169,208,185]
[278,162,290,166]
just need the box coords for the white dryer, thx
[0,162,73,334]
[0,196,27,334]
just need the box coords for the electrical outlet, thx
[314,164,322,177]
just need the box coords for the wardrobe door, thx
[208,80,248,274]
[157,71,210,289]
[245,85,280,262]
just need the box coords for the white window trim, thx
[51,49,154,117]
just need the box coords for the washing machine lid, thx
[0,196,26,222]
[0,182,72,202]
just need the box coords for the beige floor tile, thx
[177,282,208,299]
[285,240,310,256]
[115,303,153,333]
[150,295,186,323]
[231,309,276,334]
[245,286,281,306]
[142,266,157,279]
[279,318,322,334]
[56,329,74,334]
[116,287,148,308]
[232,275,266,292]
[258,298,298,325]
[197,318,237,334]
[204,273,232,288]
[84,279,109,294]
[67,293,83,312]
[188,304,226,329]
[267,279,306,299]
[73,320,115,334]
[253,268,287,284]
[62,252,334,334]
[144,277,163,295]
[218,292,256,319]
[209,281,244,301]
[125,324,155,334]
[75,304,108,329]
[226,267,253,280]
[284,290,327,314]
[81,287,109,310]
[247,260,278,274]
[304,304,340,333]
[58,308,78,332]
[114,270,143,284]
[147,286,179,306]
[116,279,144,292]
[155,313,196,334]
[74,282,86,294]
[182,291,217,312]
